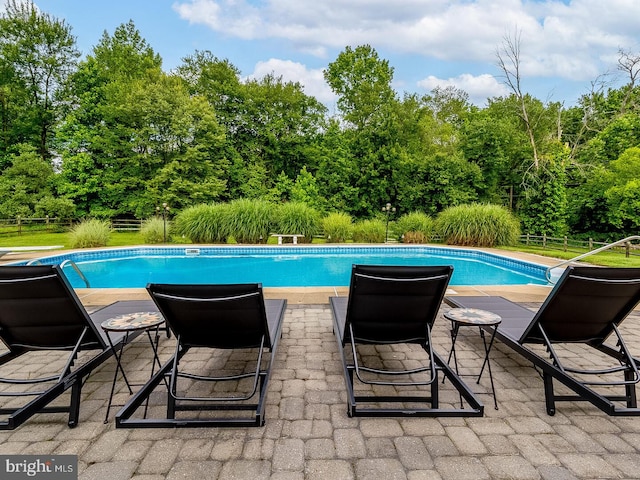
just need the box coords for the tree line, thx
[0,0,639,241]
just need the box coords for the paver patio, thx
[1,300,639,480]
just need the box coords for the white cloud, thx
[173,0,262,40]
[418,73,509,105]
[173,0,640,83]
[246,58,336,105]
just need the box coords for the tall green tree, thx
[0,0,79,163]
[324,44,395,130]
[178,52,326,199]
[140,84,229,214]
[393,92,481,214]
[58,22,163,216]
[314,120,360,213]
[518,144,569,235]
[323,45,400,215]
[177,50,242,127]
[234,74,326,181]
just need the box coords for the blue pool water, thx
[23,246,550,288]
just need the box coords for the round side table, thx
[444,307,502,410]
[101,312,165,423]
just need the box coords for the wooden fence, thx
[0,217,143,235]
[519,234,640,258]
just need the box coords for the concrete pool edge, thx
[72,283,555,307]
[3,245,561,306]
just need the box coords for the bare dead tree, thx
[617,48,640,114]
[496,29,540,170]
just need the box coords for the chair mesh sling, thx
[446,266,640,416]
[330,265,483,417]
[116,283,286,428]
[0,265,157,429]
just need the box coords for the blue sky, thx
[31,0,640,108]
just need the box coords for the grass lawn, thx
[2,231,639,268]
[0,231,143,248]
[499,245,640,268]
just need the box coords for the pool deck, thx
[2,248,640,479]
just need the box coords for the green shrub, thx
[34,196,76,220]
[225,198,274,244]
[394,211,434,243]
[352,218,386,243]
[273,202,321,243]
[434,203,520,247]
[68,219,111,248]
[173,203,229,243]
[322,212,353,243]
[141,217,170,244]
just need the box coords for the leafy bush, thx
[173,203,229,243]
[434,203,520,247]
[225,198,274,244]
[68,219,111,248]
[34,196,76,220]
[352,218,386,243]
[394,211,434,243]
[141,217,170,244]
[273,202,321,243]
[322,212,353,243]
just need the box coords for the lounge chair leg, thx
[68,380,82,428]
[347,368,355,418]
[543,373,556,416]
[431,373,439,408]
[625,369,638,408]
[167,389,176,419]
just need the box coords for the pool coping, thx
[0,244,560,306]
[4,243,556,291]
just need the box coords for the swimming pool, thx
[21,246,550,288]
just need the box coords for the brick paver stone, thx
[4,304,640,480]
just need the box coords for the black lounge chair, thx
[330,265,484,417]
[116,283,286,428]
[445,266,640,416]
[0,265,158,430]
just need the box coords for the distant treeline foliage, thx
[1,1,640,242]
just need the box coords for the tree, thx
[235,74,326,181]
[577,113,640,166]
[562,49,640,164]
[290,166,324,211]
[496,30,541,170]
[617,48,640,114]
[567,164,612,237]
[0,0,79,162]
[177,50,242,126]
[314,120,360,213]
[324,44,396,129]
[178,53,327,199]
[461,109,515,203]
[322,45,402,216]
[603,147,640,234]
[58,22,165,216]
[518,144,569,236]
[0,143,58,217]
[396,151,481,215]
[142,90,229,214]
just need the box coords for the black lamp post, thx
[156,202,170,243]
[382,202,395,243]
